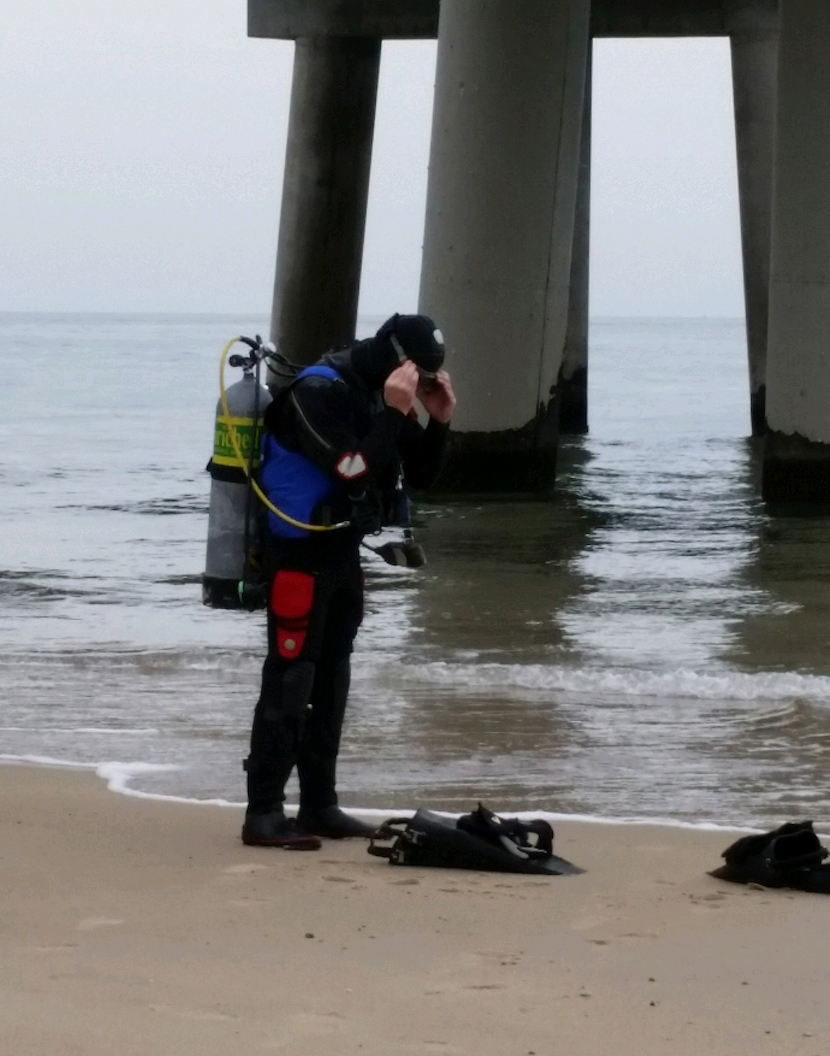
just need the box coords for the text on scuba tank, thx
[213,416,263,467]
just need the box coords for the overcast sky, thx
[3,1,745,318]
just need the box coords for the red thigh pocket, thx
[270,570,315,659]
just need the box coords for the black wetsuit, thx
[245,340,448,816]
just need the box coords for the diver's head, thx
[376,314,445,377]
[349,314,445,389]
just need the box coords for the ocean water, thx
[3,312,830,828]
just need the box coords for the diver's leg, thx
[296,651,352,811]
[242,568,330,848]
[245,645,316,816]
[296,552,374,837]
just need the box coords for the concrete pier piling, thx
[763,0,830,505]
[559,41,593,438]
[730,29,776,438]
[269,35,381,370]
[250,0,830,507]
[419,0,591,490]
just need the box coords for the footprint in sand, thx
[474,949,519,966]
[377,1041,462,1054]
[149,1005,237,1022]
[264,1010,346,1047]
[571,914,610,932]
[689,892,727,910]
[77,918,125,931]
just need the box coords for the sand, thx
[1,763,829,1055]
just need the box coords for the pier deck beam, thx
[560,41,593,437]
[763,0,830,505]
[269,36,381,369]
[731,28,777,437]
[419,0,591,491]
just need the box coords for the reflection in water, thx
[338,434,777,820]
[559,436,760,668]
[3,314,830,827]
[340,495,593,811]
[341,383,830,824]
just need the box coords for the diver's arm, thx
[396,370,454,488]
[288,377,406,487]
[398,415,449,489]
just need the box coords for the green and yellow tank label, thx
[213,416,263,468]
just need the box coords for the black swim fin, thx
[710,820,830,893]
[368,806,583,876]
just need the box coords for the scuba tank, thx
[202,340,272,609]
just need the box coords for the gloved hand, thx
[373,540,426,568]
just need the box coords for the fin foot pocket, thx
[368,805,583,876]
[710,821,830,893]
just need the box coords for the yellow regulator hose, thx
[219,338,347,533]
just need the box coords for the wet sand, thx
[2,763,830,1055]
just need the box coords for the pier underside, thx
[249,0,780,40]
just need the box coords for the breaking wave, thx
[397,661,830,704]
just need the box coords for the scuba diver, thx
[242,314,456,849]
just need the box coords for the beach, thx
[3,763,829,1055]
[4,314,830,1051]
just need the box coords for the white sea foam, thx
[0,754,237,807]
[95,761,242,806]
[0,753,786,836]
[12,647,830,706]
[393,661,830,703]
[0,726,159,735]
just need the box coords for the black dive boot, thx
[242,810,321,850]
[296,805,377,839]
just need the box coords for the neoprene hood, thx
[342,313,445,390]
[376,314,445,375]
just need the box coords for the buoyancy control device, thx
[202,334,429,610]
[202,336,356,610]
[260,364,344,541]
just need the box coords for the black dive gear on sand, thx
[368,804,583,875]
[243,327,448,842]
[710,821,830,892]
